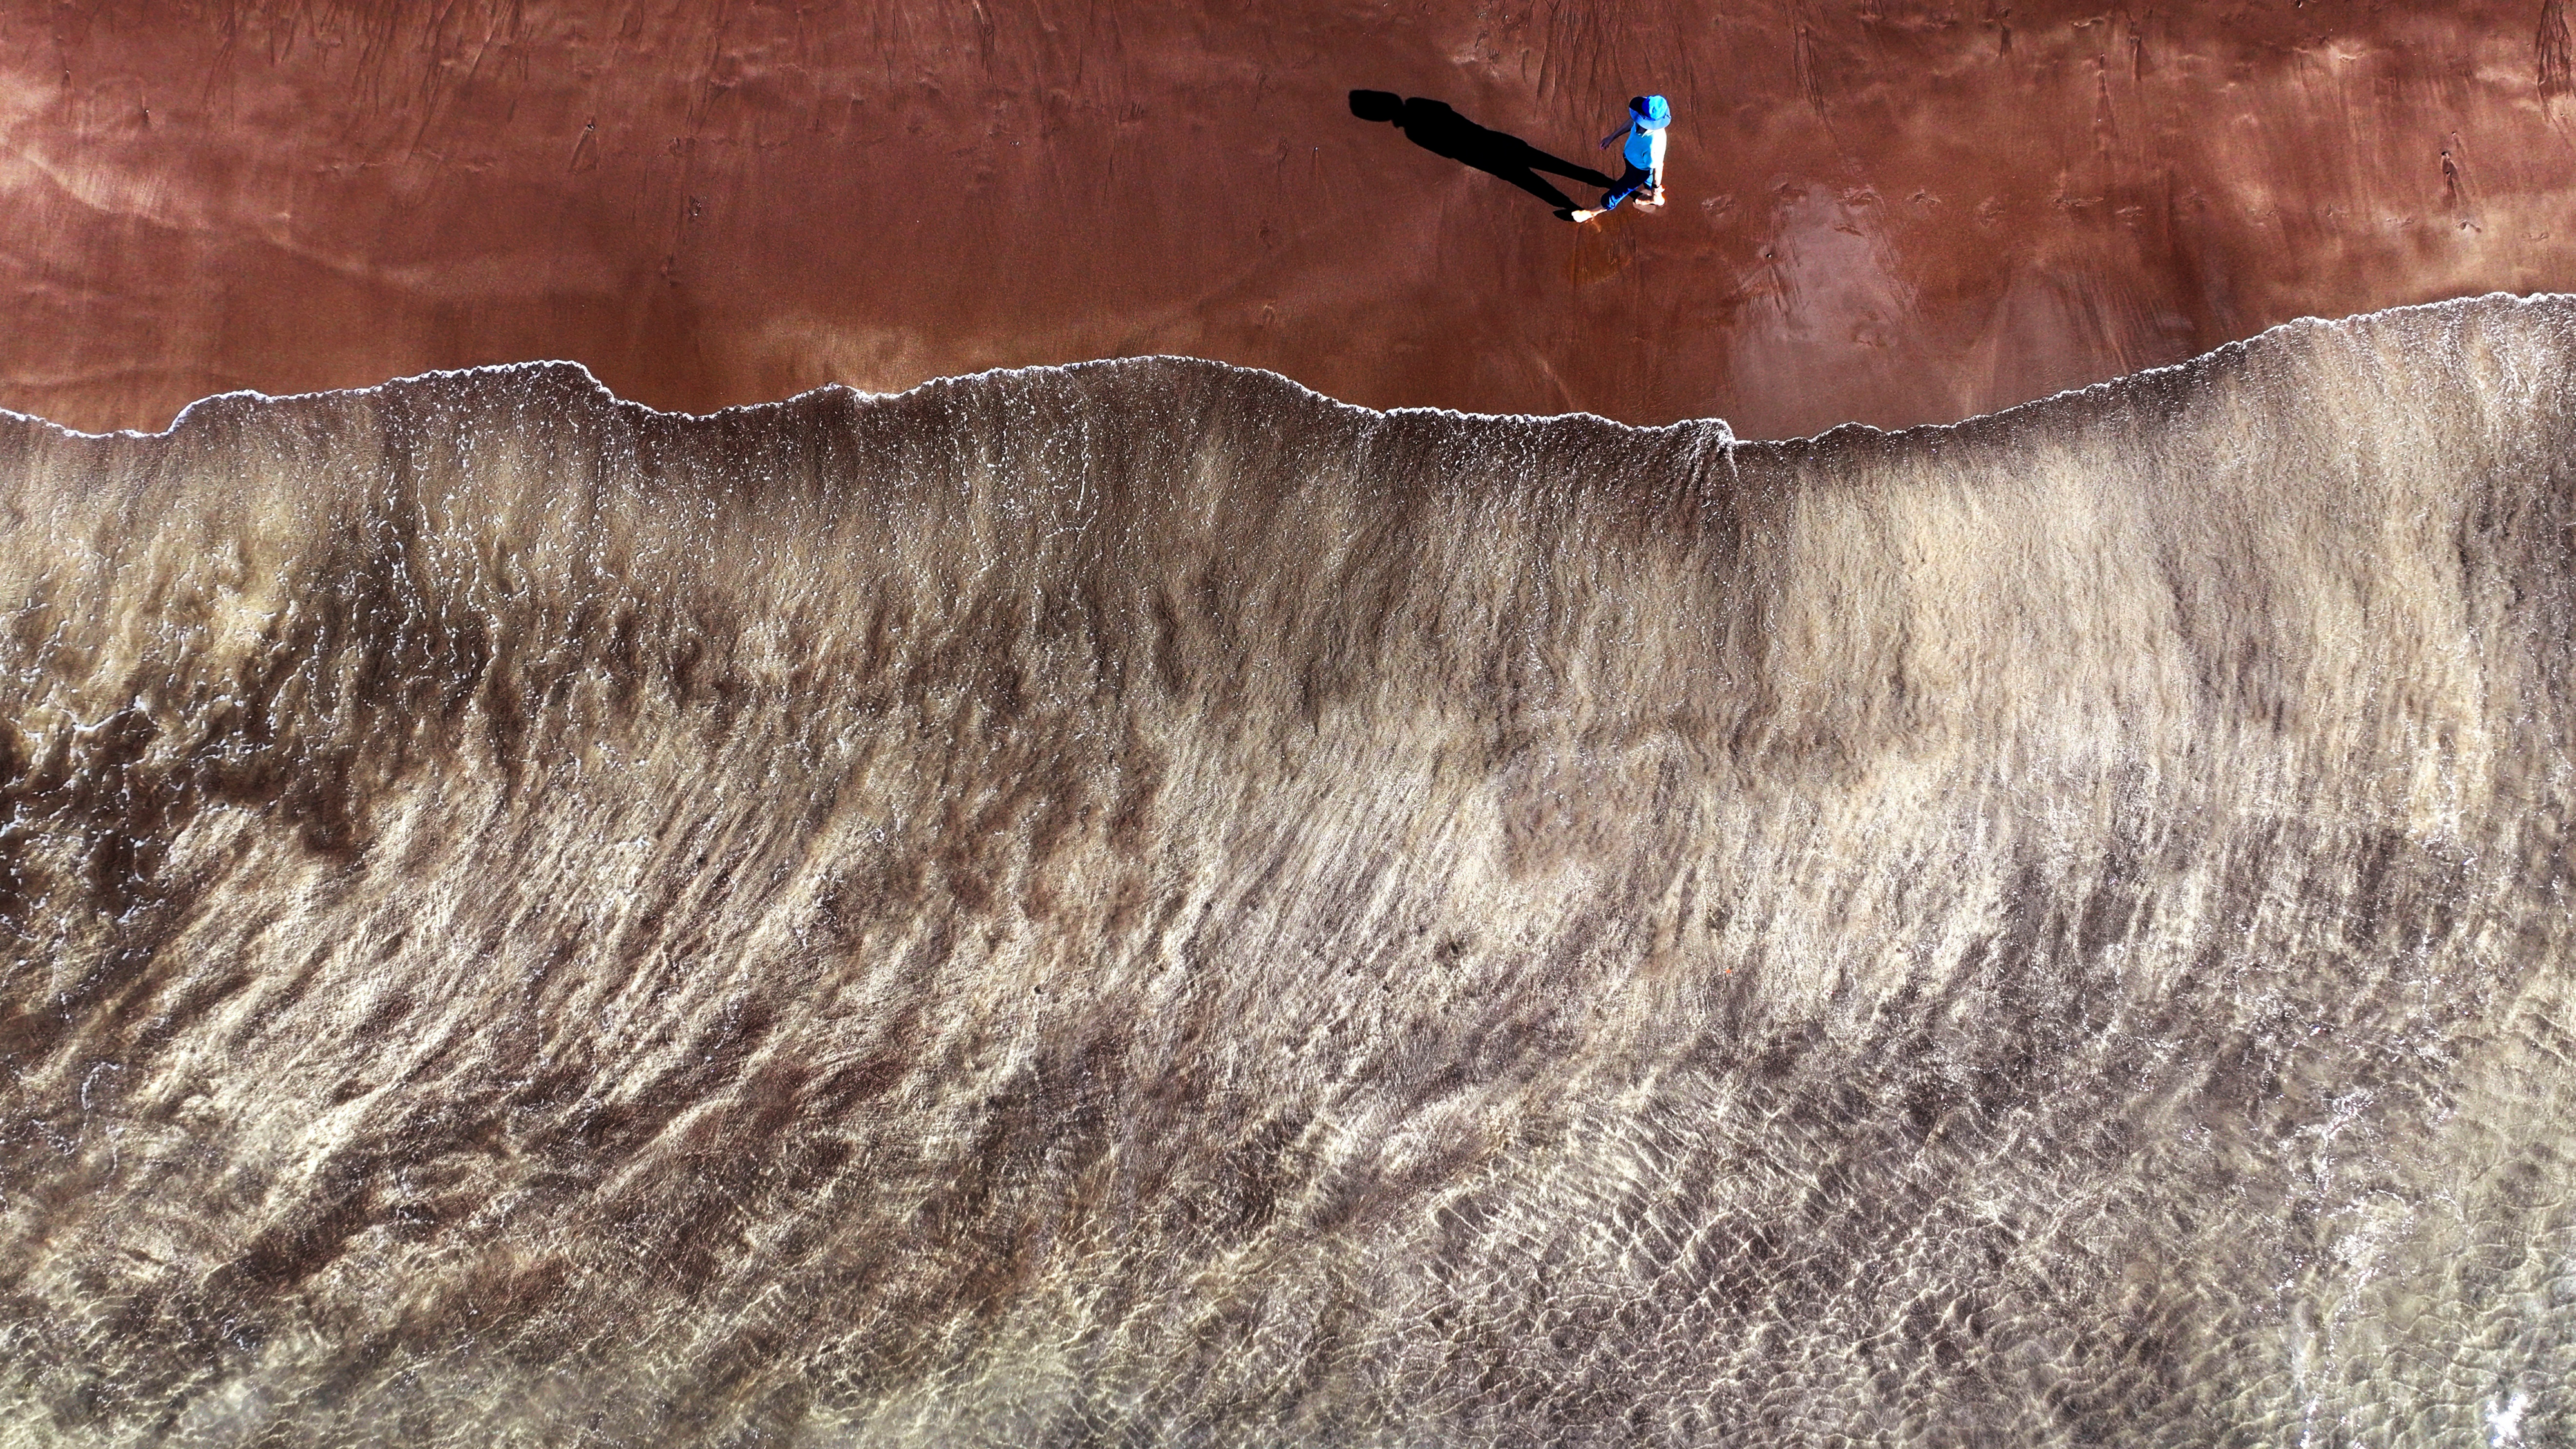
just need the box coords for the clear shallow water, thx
[0,298,2570,1445]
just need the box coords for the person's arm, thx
[1599,123,1629,149]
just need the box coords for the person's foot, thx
[1568,209,1600,223]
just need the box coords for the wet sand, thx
[6,1,2576,437]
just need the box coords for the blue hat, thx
[1631,94,1671,129]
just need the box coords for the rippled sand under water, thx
[0,294,2571,1446]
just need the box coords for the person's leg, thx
[1598,161,1651,211]
[1573,160,1651,222]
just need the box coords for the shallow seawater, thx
[0,297,2570,1446]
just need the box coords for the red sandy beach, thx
[6,1,2575,437]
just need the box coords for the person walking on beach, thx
[1569,95,1669,223]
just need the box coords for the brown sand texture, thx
[11,1,2576,438]
[0,294,2570,1443]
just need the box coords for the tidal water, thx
[0,296,2570,1445]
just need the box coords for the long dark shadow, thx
[1349,90,1613,214]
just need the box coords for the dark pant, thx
[1600,162,1656,211]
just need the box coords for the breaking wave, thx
[1,295,2571,1445]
